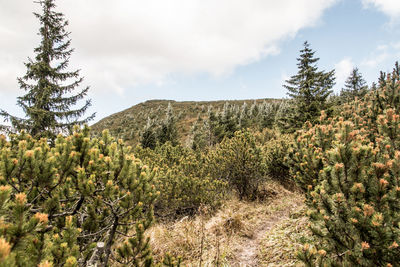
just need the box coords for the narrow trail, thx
[148,182,305,267]
[230,191,303,267]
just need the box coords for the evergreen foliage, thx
[141,117,157,150]
[283,41,335,129]
[190,116,210,151]
[190,101,286,148]
[138,103,180,149]
[0,0,94,140]
[260,129,292,183]
[157,103,179,146]
[0,126,157,266]
[135,143,226,218]
[217,102,240,141]
[288,62,400,266]
[274,100,297,133]
[259,100,281,129]
[340,67,369,102]
[206,130,267,200]
[92,99,284,147]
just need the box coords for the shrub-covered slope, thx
[91,99,280,145]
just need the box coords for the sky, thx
[1,0,400,123]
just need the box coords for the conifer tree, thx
[204,106,219,146]
[284,41,335,128]
[141,117,157,149]
[216,103,239,141]
[258,101,281,129]
[290,62,400,266]
[0,0,94,140]
[157,103,179,146]
[239,102,251,129]
[190,116,209,150]
[248,101,259,118]
[340,67,368,102]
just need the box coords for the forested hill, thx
[91,98,284,144]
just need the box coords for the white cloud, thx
[377,44,389,51]
[0,0,338,94]
[281,70,291,84]
[362,0,400,21]
[392,41,400,50]
[361,42,400,68]
[335,58,354,90]
[361,52,389,68]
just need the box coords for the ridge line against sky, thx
[0,0,400,122]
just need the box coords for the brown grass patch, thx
[148,180,306,266]
[258,213,313,266]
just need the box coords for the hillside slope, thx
[91,98,280,145]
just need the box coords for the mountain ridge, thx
[91,98,282,144]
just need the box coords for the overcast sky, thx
[1,0,400,123]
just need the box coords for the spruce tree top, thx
[285,41,335,102]
[1,0,95,140]
[340,67,368,102]
[283,41,335,125]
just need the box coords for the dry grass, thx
[258,213,313,266]
[148,180,308,266]
[148,198,249,266]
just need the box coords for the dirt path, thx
[231,192,303,267]
[148,182,305,267]
[233,224,267,266]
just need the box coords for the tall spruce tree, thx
[283,41,335,129]
[0,0,94,140]
[340,67,368,102]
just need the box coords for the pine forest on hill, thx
[91,98,285,145]
[1,0,400,266]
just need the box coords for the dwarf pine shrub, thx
[260,129,292,183]
[0,126,158,266]
[135,142,226,218]
[289,63,400,266]
[206,130,267,200]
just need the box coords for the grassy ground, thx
[258,213,312,266]
[147,181,310,266]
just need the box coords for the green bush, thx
[260,129,292,183]
[0,126,157,266]
[135,143,226,218]
[289,63,400,266]
[286,116,335,196]
[206,130,267,200]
